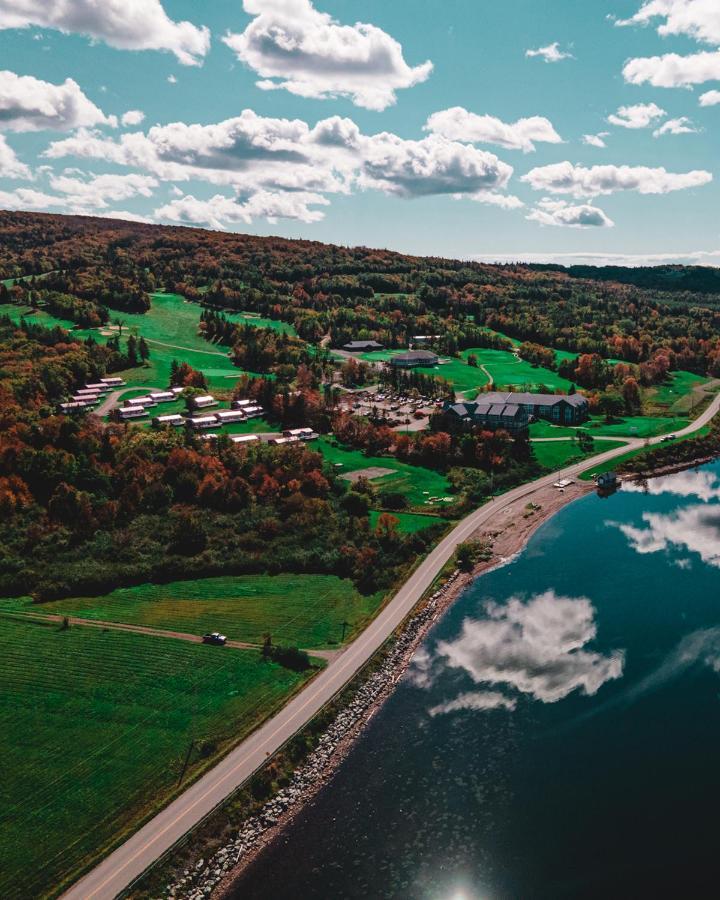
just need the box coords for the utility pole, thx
[177,740,195,786]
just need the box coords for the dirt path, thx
[142,338,229,357]
[9,612,338,661]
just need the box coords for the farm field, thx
[315,436,453,508]
[0,616,311,899]
[9,574,384,650]
[532,438,626,470]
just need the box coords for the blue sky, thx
[0,0,719,264]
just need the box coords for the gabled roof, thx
[476,390,587,408]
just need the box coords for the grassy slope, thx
[0,616,310,899]
[532,439,626,470]
[316,436,452,508]
[9,574,383,650]
[368,509,448,534]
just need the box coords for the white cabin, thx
[152,414,185,427]
[124,396,156,408]
[191,395,217,409]
[150,391,175,402]
[216,409,247,424]
[189,415,219,429]
[231,434,260,445]
[119,406,146,419]
[100,377,125,386]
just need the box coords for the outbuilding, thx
[389,350,439,368]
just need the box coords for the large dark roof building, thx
[389,350,439,368]
[342,340,384,352]
[474,391,589,425]
[445,401,529,434]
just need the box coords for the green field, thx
[0,292,271,393]
[532,438,626,470]
[0,616,311,899]
[9,574,384,650]
[316,436,452,509]
[368,509,448,534]
[530,414,690,440]
[357,346,571,395]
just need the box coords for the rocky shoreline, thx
[158,568,473,900]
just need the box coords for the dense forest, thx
[2,211,720,379]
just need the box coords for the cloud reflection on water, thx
[622,469,720,503]
[411,590,624,715]
[609,505,720,568]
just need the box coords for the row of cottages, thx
[475,391,589,426]
[445,401,529,435]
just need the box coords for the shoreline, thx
[157,477,594,900]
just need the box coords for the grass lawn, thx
[459,347,574,392]
[316,436,452,508]
[532,438,626,470]
[368,509,448,534]
[530,414,690,439]
[0,616,312,899]
[11,574,384,650]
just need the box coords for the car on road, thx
[202,632,227,645]
[661,434,677,442]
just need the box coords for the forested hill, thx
[1,209,720,374]
[528,263,720,296]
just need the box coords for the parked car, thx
[202,632,227,645]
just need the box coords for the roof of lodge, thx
[343,340,383,349]
[475,390,587,408]
[448,402,524,419]
[392,349,439,361]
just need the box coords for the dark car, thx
[202,632,227,645]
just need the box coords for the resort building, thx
[123,396,157,408]
[216,409,248,424]
[149,391,175,402]
[342,340,384,352]
[188,415,219,430]
[444,401,529,435]
[100,377,125,386]
[231,434,260,445]
[282,427,318,441]
[191,394,218,409]
[389,350,439,369]
[118,406,146,420]
[152,414,185,428]
[474,391,589,425]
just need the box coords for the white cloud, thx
[582,132,609,148]
[610,504,720,568]
[617,1,720,46]
[0,70,114,132]
[0,0,209,66]
[48,171,158,208]
[222,0,432,111]
[432,591,624,705]
[653,116,699,136]
[621,469,720,503]
[167,74,178,84]
[699,89,720,105]
[527,198,614,228]
[358,132,513,198]
[521,161,712,197]
[0,187,68,210]
[155,189,330,228]
[121,109,145,127]
[424,107,562,153]
[0,135,31,179]
[428,690,516,717]
[44,112,518,208]
[95,209,154,224]
[607,102,666,129]
[525,41,573,63]
[623,49,720,87]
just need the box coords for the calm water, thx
[235,463,720,899]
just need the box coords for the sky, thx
[0,0,719,265]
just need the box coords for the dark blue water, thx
[235,463,720,899]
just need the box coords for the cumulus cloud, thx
[622,469,720,503]
[428,691,516,717]
[0,70,114,132]
[616,1,720,46]
[431,591,624,706]
[0,0,209,66]
[623,49,720,87]
[0,135,31,179]
[699,89,720,105]
[358,133,513,198]
[608,102,666,129]
[527,198,614,228]
[424,107,562,153]
[610,505,720,568]
[521,161,712,197]
[222,0,432,110]
[525,41,573,63]
[653,116,699,136]
[48,171,158,208]
[582,132,609,148]
[0,186,68,210]
[121,109,145,127]
[155,189,330,228]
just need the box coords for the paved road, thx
[92,387,157,418]
[62,394,720,900]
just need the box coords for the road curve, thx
[62,394,720,900]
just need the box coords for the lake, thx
[234,462,720,899]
